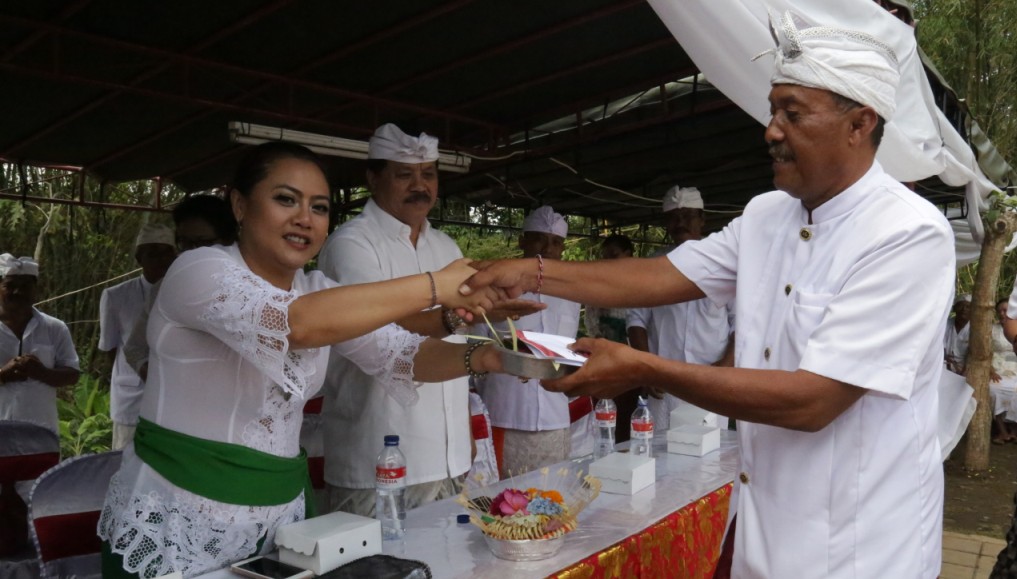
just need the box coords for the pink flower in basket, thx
[489,488,530,516]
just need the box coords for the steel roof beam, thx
[0,1,296,159]
[0,14,500,132]
[85,0,483,173]
[311,0,645,130]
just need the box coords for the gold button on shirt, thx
[800,228,812,241]
[740,472,750,484]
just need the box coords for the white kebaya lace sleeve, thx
[332,323,428,407]
[156,250,317,399]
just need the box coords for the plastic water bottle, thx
[630,396,654,458]
[375,434,407,539]
[594,398,617,458]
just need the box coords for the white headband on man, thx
[757,11,900,121]
[663,186,704,212]
[135,223,175,249]
[522,206,568,238]
[0,254,38,278]
[368,123,439,164]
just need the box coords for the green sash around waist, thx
[134,417,315,517]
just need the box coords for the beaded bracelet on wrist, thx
[464,342,489,379]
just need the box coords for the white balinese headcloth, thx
[757,11,900,121]
[368,123,439,164]
[662,186,704,212]
[522,206,568,238]
[135,223,175,249]
[0,254,39,278]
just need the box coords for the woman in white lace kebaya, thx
[98,143,504,578]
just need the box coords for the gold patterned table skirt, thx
[549,482,732,579]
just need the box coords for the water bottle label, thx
[631,420,653,439]
[376,466,406,488]
[595,411,617,428]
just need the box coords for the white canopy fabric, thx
[647,0,1003,264]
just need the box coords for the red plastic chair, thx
[0,421,60,488]
[0,421,60,568]
[28,451,122,579]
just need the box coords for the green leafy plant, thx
[57,374,113,457]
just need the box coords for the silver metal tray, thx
[494,343,573,380]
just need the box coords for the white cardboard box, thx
[669,405,718,428]
[588,452,655,495]
[275,511,382,574]
[667,425,720,457]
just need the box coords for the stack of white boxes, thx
[588,452,656,495]
[666,405,721,457]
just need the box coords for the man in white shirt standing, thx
[0,254,80,432]
[317,124,474,516]
[476,206,582,477]
[98,224,175,450]
[627,186,734,429]
[463,13,952,578]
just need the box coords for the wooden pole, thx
[963,209,1017,470]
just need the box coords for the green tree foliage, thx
[57,375,112,456]
[913,0,1017,179]
[914,1,1017,301]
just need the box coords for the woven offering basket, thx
[457,465,601,561]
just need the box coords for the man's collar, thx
[800,161,882,224]
[363,197,432,241]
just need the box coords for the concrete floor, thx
[942,531,1008,579]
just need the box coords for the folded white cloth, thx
[0,253,38,277]
[760,10,900,121]
[367,123,438,163]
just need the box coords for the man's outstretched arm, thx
[462,255,706,310]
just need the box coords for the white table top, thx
[381,431,738,578]
[198,431,738,579]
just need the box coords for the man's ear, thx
[848,106,879,147]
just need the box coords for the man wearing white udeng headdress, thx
[99,224,176,450]
[460,11,952,578]
[474,205,582,477]
[626,186,734,431]
[317,124,484,515]
[0,254,80,433]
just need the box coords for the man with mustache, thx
[626,186,734,431]
[316,123,475,516]
[462,12,953,578]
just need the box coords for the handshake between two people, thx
[443,257,653,401]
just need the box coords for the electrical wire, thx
[548,157,660,203]
[34,267,142,306]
